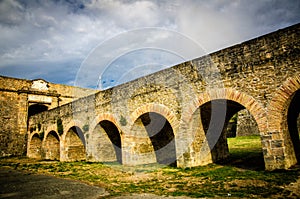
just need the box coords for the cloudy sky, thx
[0,0,299,89]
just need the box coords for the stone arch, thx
[87,113,122,163]
[182,88,266,134]
[126,103,178,166]
[89,113,120,135]
[268,74,300,131]
[267,74,300,168]
[43,130,60,160]
[129,103,180,134]
[178,88,265,168]
[62,125,86,162]
[63,120,85,137]
[43,125,58,140]
[27,133,42,159]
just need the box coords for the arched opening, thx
[28,134,42,159]
[28,104,48,117]
[287,89,300,163]
[44,131,60,160]
[65,126,86,161]
[226,109,260,138]
[92,120,122,163]
[199,99,263,170]
[132,112,177,166]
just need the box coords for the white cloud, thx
[0,0,299,86]
[84,0,174,28]
[175,1,243,52]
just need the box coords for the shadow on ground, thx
[0,167,108,199]
[219,151,265,171]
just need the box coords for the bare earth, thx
[0,166,299,199]
[0,167,195,199]
[0,168,108,199]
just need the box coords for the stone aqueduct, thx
[27,23,299,170]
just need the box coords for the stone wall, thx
[24,23,300,170]
[0,90,26,156]
[0,75,96,157]
[236,110,260,136]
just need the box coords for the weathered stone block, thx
[271,140,284,148]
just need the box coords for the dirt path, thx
[0,167,196,199]
[0,167,108,199]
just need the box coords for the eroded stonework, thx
[1,23,299,171]
[0,76,96,157]
[236,109,260,136]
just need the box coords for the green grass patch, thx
[226,135,265,170]
[1,136,299,198]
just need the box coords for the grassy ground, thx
[225,135,265,170]
[1,136,299,198]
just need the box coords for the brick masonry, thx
[1,23,299,170]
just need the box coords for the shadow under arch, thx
[87,113,122,163]
[287,89,300,163]
[28,104,48,117]
[200,99,243,161]
[180,88,266,169]
[89,119,122,163]
[193,99,264,170]
[43,130,60,160]
[182,88,267,134]
[64,126,86,161]
[130,103,180,136]
[28,133,42,159]
[131,111,177,166]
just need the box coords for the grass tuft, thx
[0,136,299,198]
